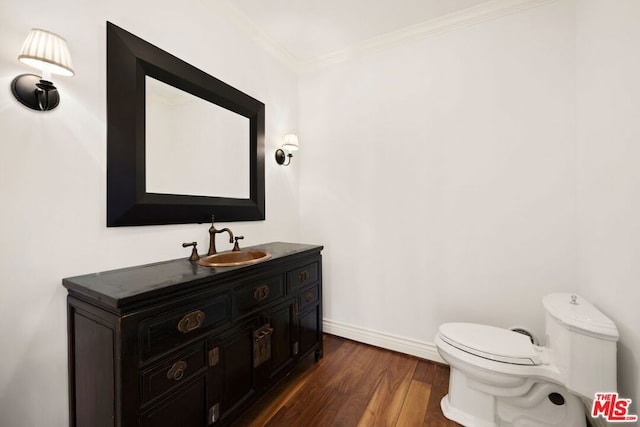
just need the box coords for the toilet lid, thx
[439,323,541,365]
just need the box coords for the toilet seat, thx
[439,323,542,366]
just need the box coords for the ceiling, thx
[222,0,493,62]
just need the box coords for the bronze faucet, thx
[233,236,244,252]
[182,242,200,261]
[208,215,234,255]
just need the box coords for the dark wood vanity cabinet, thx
[63,243,322,427]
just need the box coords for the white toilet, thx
[435,293,619,427]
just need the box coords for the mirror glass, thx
[145,76,250,198]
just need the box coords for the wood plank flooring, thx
[233,334,461,427]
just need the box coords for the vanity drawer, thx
[298,285,319,312]
[141,293,230,359]
[235,275,284,318]
[287,262,319,290]
[141,342,207,405]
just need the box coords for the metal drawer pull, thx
[177,310,205,333]
[253,324,273,367]
[166,360,187,381]
[253,285,270,301]
[298,270,309,283]
[209,347,219,367]
[305,291,314,303]
[209,403,220,424]
[254,326,274,341]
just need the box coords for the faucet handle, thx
[182,242,200,261]
[233,236,244,252]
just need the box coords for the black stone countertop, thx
[63,242,322,311]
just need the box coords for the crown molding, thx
[214,0,300,72]
[299,0,556,70]
[216,0,555,72]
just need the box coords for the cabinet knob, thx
[305,291,314,303]
[298,270,309,283]
[166,360,187,381]
[177,310,205,333]
[253,285,270,301]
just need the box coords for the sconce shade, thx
[275,133,299,166]
[18,29,74,77]
[282,133,299,152]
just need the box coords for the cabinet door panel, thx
[267,300,295,380]
[141,376,207,427]
[287,261,319,291]
[141,294,230,360]
[298,285,319,312]
[141,342,206,405]
[234,274,284,319]
[299,305,320,358]
[219,322,256,421]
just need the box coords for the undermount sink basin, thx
[197,250,271,267]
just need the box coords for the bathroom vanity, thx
[63,242,323,427]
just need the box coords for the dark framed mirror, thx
[106,22,265,226]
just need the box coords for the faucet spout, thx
[220,228,234,244]
[208,215,235,255]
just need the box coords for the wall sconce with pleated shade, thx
[11,29,74,111]
[275,133,299,166]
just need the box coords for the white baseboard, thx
[323,318,446,364]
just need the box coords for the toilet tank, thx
[543,293,619,399]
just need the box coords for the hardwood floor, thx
[233,334,461,427]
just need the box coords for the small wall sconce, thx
[11,29,74,111]
[275,133,299,166]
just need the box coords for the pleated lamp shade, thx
[282,134,299,152]
[18,29,74,77]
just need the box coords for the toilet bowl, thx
[435,293,619,427]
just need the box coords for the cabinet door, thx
[211,320,257,424]
[140,376,207,427]
[266,299,295,382]
[298,304,321,359]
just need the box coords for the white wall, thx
[1,0,639,424]
[0,1,299,426]
[299,0,639,409]
[575,0,640,410]
[300,1,577,347]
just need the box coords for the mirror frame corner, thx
[106,22,265,227]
